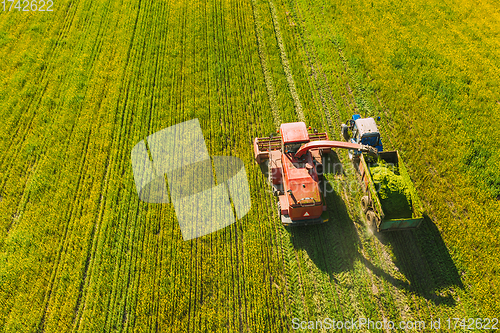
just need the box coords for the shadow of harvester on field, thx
[285,152,361,274]
[284,153,463,306]
[286,179,361,274]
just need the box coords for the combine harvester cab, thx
[254,122,330,226]
[341,114,424,232]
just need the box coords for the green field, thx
[0,0,499,331]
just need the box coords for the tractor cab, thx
[342,115,383,159]
[352,117,383,151]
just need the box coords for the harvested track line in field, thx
[250,0,281,127]
[254,1,360,323]
[280,2,341,134]
[280,0,361,136]
[268,0,305,122]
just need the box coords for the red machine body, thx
[254,122,329,226]
[254,122,376,226]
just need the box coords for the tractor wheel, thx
[361,196,370,213]
[341,124,350,141]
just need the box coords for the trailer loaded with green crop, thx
[341,115,424,231]
[358,151,424,231]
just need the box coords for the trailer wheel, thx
[365,210,373,228]
[366,210,377,231]
[277,201,282,218]
[361,196,370,213]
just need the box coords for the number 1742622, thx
[2,0,53,11]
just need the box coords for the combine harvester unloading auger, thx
[253,122,377,226]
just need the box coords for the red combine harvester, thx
[254,122,377,226]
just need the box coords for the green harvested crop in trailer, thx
[370,160,413,219]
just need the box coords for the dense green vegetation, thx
[370,161,413,219]
[0,0,498,331]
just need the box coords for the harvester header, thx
[279,122,310,143]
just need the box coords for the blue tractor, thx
[341,114,383,160]
[340,114,424,231]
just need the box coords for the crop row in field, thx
[1,0,498,331]
[0,0,293,331]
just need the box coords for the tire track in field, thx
[335,154,416,324]
[212,0,288,328]
[176,2,193,329]
[189,2,209,330]
[322,36,362,116]
[267,0,305,123]
[251,0,347,323]
[0,79,49,237]
[37,124,94,332]
[136,0,170,330]
[259,1,353,323]
[13,1,117,328]
[282,0,360,126]
[365,95,456,320]
[32,85,95,332]
[282,3,342,134]
[156,2,187,329]
[326,173,371,319]
[173,1,193,330]
[70,155,112,330]
[91,0,158,330]
[2,0,140,326]
[105,0,161,327]
[43,48,114,333]
[218,1,248,329]
[214,2,245,329]
[231,2,258,328]
[386,232,433,320]
[339,103,418,326]
[250,0,281,127]
[250,1,312,326]
[227,0,267,328]
[340,60,437,330]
